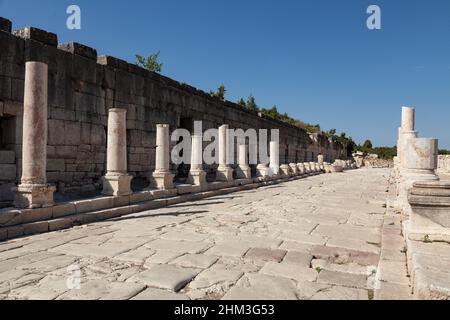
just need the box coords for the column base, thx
[289,164,299,175]
[216,166,234,182]
[187,170,208,191]
[236,165,252,179]
[13,184,56,209]
[102,173,132,196]
[256,164,271,179]
[152,171,175,190]
[407,181,450,240]
[280,164,291,177]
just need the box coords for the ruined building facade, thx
[0,17,346,206]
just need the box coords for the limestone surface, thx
[0,169,408,300]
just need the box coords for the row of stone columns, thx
[12,61,324,208]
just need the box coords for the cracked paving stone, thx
[131,288,190,300]
[57,280,145,300]
[260,262,318,282]
[128,264,201,292]
[205,241,250,258]
[282,251,313,267]
[244,248,287,263]
[311,286,369,300]
[317,270,368,289]
[170,254,219,269]
[222,273,298,300]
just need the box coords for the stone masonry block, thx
[14,27,58,46]
[47,159,65,172]
[58,42,97,61]
[48,119,65,145]
[64,121,81,145]
[0,17,12,33]
[0,164,16,180]
[0,150,15,164]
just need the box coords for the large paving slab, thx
[0,169,392,300]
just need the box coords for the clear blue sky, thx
[2,0,449,148]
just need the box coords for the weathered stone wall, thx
[0,17,346,201]
[438,155,450,173]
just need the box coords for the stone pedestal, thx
[318,155,324,166]
[236,144,252,179]
[407,181,450,240]
[152,124,174,190]
[187,135,207,190]
[280,164,291,177]
[303,162,311,175]
[398,137,439,213]
[269,141,280,176]
[256,164,271,179]
[14,62,55,209]
[289,163,298,175]
[310,162,317,174]
[102,108,132,196]
[216,124,234,182]
[297,163,306,175]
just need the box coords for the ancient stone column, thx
[152,124,174,190]
[401,106,415,132]
[102,108,132,196]
[318,154,324,166]
[187,135,207,189]
[14,62,55,208]
[269,141,280,175]
[216,124,233,182]
[399,137,439,213]
[399,107,418,169]
[236,144,252,179]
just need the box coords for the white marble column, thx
[395,107,418,205]
[14,62,55,208]
[269,141,280,175]
[318,155,324,171]
[102,108,132,196]
[402,106,415,132]
[216,124,233,182]
[187,135,207,189]
[236,144,252,179]
[399,107,418,169]
[152,124,174,190]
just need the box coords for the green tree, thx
[246,94,258,112]
[135,52,163,73]
[210,84,226,101]
[238,98,246,107]
[363,139,373,150]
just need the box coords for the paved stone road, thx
[0,169,400,300]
